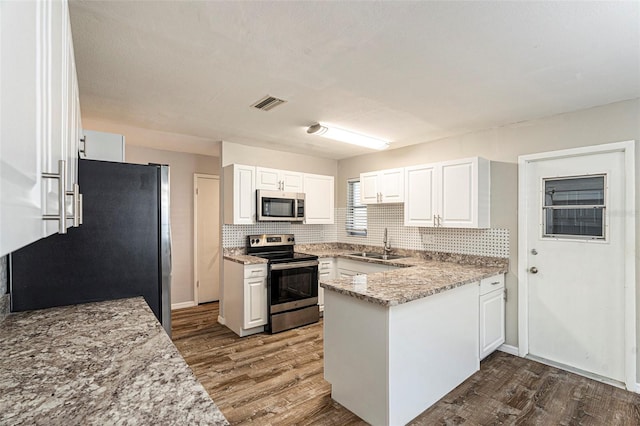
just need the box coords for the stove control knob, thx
[255,238,260,244]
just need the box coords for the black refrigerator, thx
[10,159,172,335]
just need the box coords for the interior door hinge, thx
[196,188,199,195]
[197,280,199,288]
[504,288,508,302]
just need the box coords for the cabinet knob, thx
[529,266,538,274]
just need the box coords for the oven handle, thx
[270,260,319,270]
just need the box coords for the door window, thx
[542,175,606,240]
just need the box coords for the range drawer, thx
[480,274,505,295]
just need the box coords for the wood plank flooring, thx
[172,302,640,425]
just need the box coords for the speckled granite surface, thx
[223,248,268,265]
[0,297,229,425]
[298,243,508,307]
[321,259,506,307]
[225,243,508,306]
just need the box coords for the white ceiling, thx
[69,1,640,160]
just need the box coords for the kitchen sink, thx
[348,252,406,261]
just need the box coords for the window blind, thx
[347,179,367,236]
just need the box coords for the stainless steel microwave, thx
[257,190,305,222]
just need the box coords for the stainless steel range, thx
[246,234,319,333]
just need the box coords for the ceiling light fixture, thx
[306,123,390,150]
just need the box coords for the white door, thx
[379,168,404,203]
[303,173,334,224]
[255,167,280,190]
[524,150,626,383]
[404,164,437,226]
[195,175,220,303]
[281,171,303,192]
[360,172,379,204]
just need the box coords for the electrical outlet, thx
[422,233,435,244]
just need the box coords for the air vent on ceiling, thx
[251,95,287,111]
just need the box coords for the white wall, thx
[338,98,640,360]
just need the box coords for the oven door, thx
[269,260,318,313]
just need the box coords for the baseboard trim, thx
[171,301,196,310]
[498,344,519,356]
[217,315,226,325]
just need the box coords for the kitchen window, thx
[347,179,367,236]
[542,174,606,240]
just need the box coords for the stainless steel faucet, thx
[383,228,392,256]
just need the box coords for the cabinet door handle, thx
[42,160,67,234]
[65,183,81,227]
[491,281,501,286]
[78,135,87,158]
[78,193,83,225]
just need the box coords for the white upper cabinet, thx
[303,173,334,224]
[223,164,256,225]
[0,0,82,256]
[440,157,490,228]
[404,164,438,227]
[404,157,490,228]
[256,167,303,192]
[360,168,404,204]
[81,130,125,162]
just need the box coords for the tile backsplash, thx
[337,204,509,258]
[222,223,337,248]
[223,204,509,258]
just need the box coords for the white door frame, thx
[518,140,636,390]
[193,173,220,305]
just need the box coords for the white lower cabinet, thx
[479,274,505,359]
[318,258,336,310]
[223,260,267,337]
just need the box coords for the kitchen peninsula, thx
[319,250,507,426]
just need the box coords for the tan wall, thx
[125,145,219,306]
[82,118,221,157]
[221,141,338,177]
[338,98,640,363]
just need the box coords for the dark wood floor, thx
[172,302,640,425]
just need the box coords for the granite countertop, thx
[224,243,508,306]
[223,247,268,265]
[321,258,507,307]
[0,297,229,425]
[297,244,508,307]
